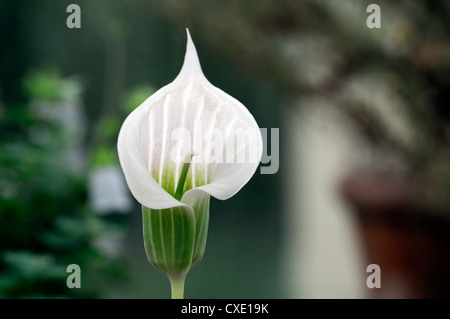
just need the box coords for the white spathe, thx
[117,29,262,210]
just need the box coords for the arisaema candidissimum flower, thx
[117,29,262,298]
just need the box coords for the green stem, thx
[174,157,192,200]
[169,274,186,299]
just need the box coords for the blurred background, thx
[0,0,449,298]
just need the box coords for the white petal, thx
[117,104,185,209]
[118,29,262,209]
[183,89,263,202]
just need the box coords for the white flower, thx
[117,29,262,298]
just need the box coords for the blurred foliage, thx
[0,70,127,298]
[89,86,155,168]
[123,86,155,114]
[24,71,61,101]
[90,146,117,168]
[24,70,82,101]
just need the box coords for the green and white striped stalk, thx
[117,29,262,298]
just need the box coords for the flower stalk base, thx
[169,274,186,299]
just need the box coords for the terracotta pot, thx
[341,171,450,299]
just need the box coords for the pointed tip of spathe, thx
[178,28,204,80]
[185,28,195,55]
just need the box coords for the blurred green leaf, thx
[40,216,89,251]
[98,117,122,141]
[90,146,118,167]
[24,70,63,101]
[123,85,155,114]
[23,70,82,101]
[1,251,66,281]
